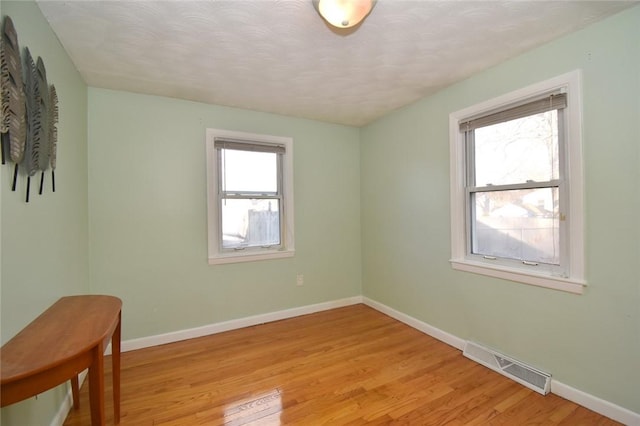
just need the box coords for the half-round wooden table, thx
[1,295,122,425]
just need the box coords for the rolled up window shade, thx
[460,93,566,132]
[214,137,285,154]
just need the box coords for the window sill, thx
[450,258,586,294]
[209,249,294,265]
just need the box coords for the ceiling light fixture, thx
[313,0,376,29]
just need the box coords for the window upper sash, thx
[215,138,284,197]
[459,92,566,132]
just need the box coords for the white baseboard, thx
[121,296,363,353]
[49,390,73,426]
[49,371,87,426]
[551,381,640,426]
[362,296,466,350]
[363,296,640,426]
[61,295,639,426]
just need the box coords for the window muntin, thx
[206,129,294,264]
[449,70,585,294]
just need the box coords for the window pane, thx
[221,149,278,193]
[221,199,280,249]
[474,111,559,186]
[472,188,559,265]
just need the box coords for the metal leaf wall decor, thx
[49,85,58,192]
[36,57,50,194]
[0,22,8,162]
[1,16,60,203]
[1,16,27,190]
[23,47,42,202]
[1,29,7,135]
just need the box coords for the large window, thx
[449,71,585,293]
[206,129,294,264]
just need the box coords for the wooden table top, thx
[1,295,122,385]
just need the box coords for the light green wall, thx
[1,1,89,425]
[88,89,362,340]
[361,5,640,414]
[2,2,639,424]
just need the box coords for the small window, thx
[206,129,294,264]
[449,71,585,293]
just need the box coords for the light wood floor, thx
[64,304,619,425]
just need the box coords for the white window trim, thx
[206,128,295,265]
[449,70,586,294]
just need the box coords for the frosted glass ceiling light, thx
[313,0,375,29]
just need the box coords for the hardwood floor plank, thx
[63,304,620,425]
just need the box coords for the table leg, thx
[88,344,106,426]
[71,375,80,409]
[113,312,121,423]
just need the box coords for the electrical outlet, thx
[296,274,304,286]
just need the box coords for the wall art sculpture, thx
[1,16,59,202]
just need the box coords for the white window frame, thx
[449,70,586,294]
[206,128,294,265]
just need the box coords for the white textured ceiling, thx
[37,0,636,126]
